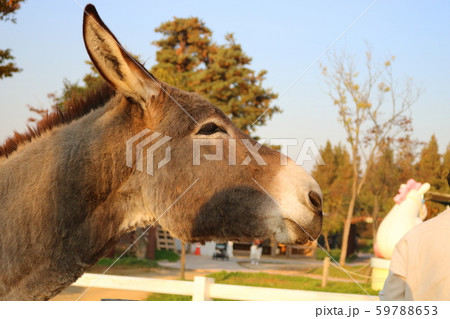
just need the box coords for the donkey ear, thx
[82,4,160,105]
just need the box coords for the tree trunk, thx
[323,233,331,252]
[135,228,148,260]
[371,195,379,252]
[286,245,292,258]
[339,199,355,265]
[146,226,157,259]
[271,235,277,257]
[339,170,358,265]
[180,242,186,280]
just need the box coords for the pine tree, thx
[363,141,399,246]
[415,135,445,217]
[395,135,420,183]
[416,135,441,189]
[0,0,24,80]
[30,18,279,134]
[441,143,450,194]
[152,17,212,88]
[152,17,280,133]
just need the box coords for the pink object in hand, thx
[393,179,422,204]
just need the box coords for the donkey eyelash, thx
[196,122,227,135]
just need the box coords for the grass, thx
[145,271,378,300]
[308,264,371,280]
[146,293,191,301]
[208,271,377,295]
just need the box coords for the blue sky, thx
[1,0,449,165]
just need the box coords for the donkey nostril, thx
[308,191,322,213]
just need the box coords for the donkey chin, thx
[180,192,323,246]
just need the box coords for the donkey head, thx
[83,4,322,245]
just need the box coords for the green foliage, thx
[312,141,352,249]
[358,238,373,253]
[413,135,449,217]
[359,140,400,243]
[321,50,419,265]
[0,0,24,80]
[313,134,448,255]
[96,256,158,268]
[416,135,441,186]
[367,142,397,201]
[0,48,21,79]
[0,0,23,22]
[155,249,180,262]
[27,61,105,121]
[29,18,279,133]
[315,249,341,261]
[441,144,450,193]
[152,17,280,133]
[316,249,357,263]
[55,61,106,109]
[395,135,420,183]
[96,250,179,267]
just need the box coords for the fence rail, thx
[73,273,378,301]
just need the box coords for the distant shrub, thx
[155,249,180,262]
[358,238,374,253]
[316,248,341,261]
[97,256,158,268]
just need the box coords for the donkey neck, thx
[0,96,148,300]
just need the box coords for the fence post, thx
[271,235,277,257]
[193,276,214,301]
[321,257,330,288]
[180,242,186,280]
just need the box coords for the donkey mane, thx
[0,82,115,159]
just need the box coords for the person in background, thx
[227,241,234,258]
[250,239,263,265]
[380,173,450,300]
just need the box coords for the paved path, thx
[158,254,324,272]
[51,286,150,301]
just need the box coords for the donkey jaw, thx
[276,218,321,245]
[274,207,323,245]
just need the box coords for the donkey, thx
[0,4,322,300]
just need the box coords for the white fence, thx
[73,273,378,301]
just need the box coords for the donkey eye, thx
[197,122,226,135]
